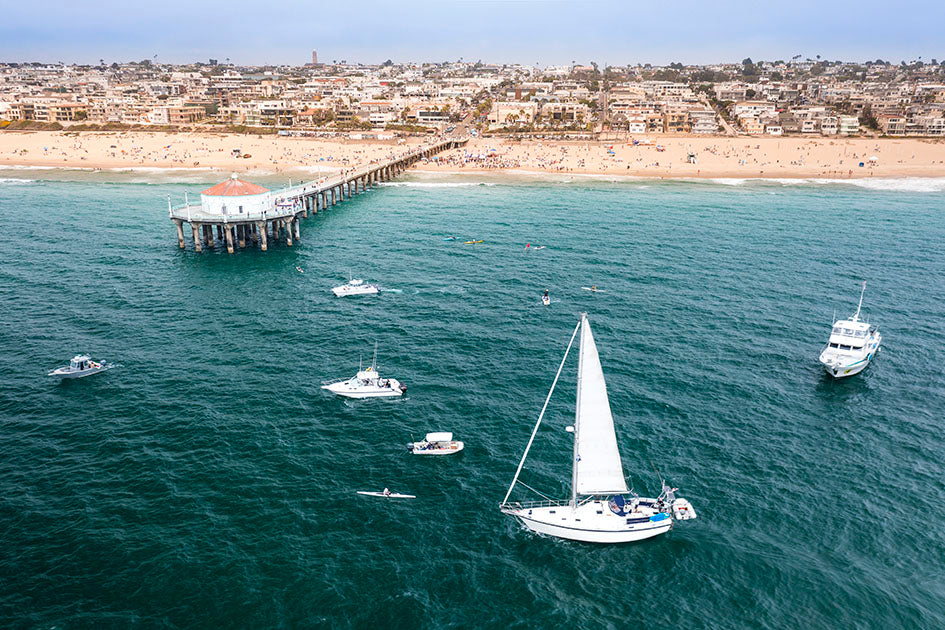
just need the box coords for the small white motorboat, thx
[357,489,416,499]
[331,277,380,297]
[407,432,464,455]
[541,290,551,306]
[48,355,113,379]
[819,282,881,378]
[322,345,406,398]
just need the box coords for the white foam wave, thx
[700,176,945,192]
[379,182,496,188]
[0,178,35,185]
[828,178,945,193]
[707,178,749,186]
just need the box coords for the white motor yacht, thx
[819,282,881,378]
[322,346,406,398]
[407,432,464,455]
[500,313,696,544]
[331,278,379,297]
[48,355,113,379]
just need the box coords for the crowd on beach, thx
[1,131,944,179]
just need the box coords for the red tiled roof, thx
[201,178,269,196]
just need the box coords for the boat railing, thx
[500,499,573,511]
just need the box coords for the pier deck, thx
[169,138,464,253]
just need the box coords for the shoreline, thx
[1,130,945,187]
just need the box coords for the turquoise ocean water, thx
[0,169,943,628]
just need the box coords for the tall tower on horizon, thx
[311,49,318,65]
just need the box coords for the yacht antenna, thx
[853,281,866,322]
[650,459,665,486]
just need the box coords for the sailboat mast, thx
[571,313,586,508]
[853,281,866,321]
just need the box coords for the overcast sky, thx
[3,0,943,66]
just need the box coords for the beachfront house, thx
[838,116,860,135]
[689,110,720,134]
[733,101,777,119]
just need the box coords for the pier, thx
[168,138,465,253]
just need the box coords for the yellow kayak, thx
[464,240,484,244]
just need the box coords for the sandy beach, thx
[1,131,944,180]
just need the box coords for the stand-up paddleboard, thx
[581,287,607,293]
[357,491,416,499]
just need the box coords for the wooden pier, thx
[169,138,465,253]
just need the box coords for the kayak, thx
[356,491,416,499]
[464,240,484,244]
[443,237,458,241]
[581,287,607,292]
[296,267,304,273]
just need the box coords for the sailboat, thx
[500,313,696,543]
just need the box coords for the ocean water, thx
[1,171,944,628]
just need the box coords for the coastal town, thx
[2,54,945,179]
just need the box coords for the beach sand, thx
[1,131,944,180]
[417,136,945,179]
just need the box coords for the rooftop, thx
[201,174,269,197]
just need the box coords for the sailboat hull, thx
[505,501,673,544]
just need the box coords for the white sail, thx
[574,316,629,495]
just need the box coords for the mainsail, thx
[574,315,629,495]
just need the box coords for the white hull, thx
[820,357,870,378]
[819,331,880,378]
[322,385,404,398]
[504,501,673,544]
[48,365,110,379]
[408,441,464,455]
[332,286,379,297]
[357,491,415,499]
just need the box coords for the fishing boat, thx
[500,313,696,544]
[48,355,113,379]
[819,282,881,378]
[331,277,380,297]
[407,432,464,455]
[322,345,406,398]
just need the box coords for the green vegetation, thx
[0,120,63,131]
